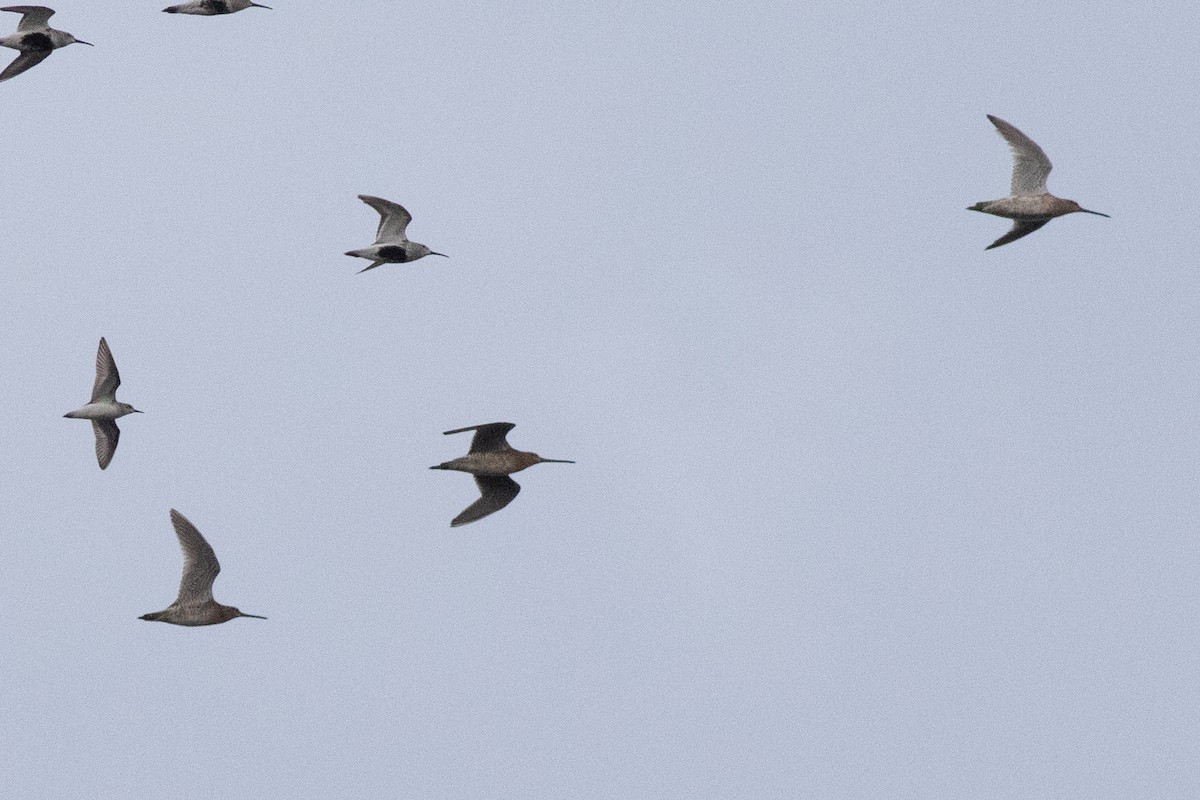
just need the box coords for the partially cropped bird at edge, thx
[0,6,91,83]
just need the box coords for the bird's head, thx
[1064,200,1109,217]
[416,243,448,259]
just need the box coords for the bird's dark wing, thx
[2,6,55,32]
[442,422,516,453]
[986,219,1049,250]
[451,475,521,527]
[0,48,50,81]
[92,420,119,470]
[91,337,121,401]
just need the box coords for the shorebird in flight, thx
[63,338,141,470]
[0,6,91,82]
[140,510,267,626]
[969,114,1109,250]
[431,423,573,526]
[346,195,447,273]
[164,0,271,15]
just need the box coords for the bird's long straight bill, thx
[1080,209,1110,217]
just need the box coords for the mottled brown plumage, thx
[430,423,574,526]
[140,510,266,626]
[969,115,1108,249]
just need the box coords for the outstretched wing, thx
[1,6,55,31]
[452,476,521,526]
[92,420,120,470]
[987,115,1052,196]
[986,219,1049,250]
[170,510,221,606]
[91,337,121,402]
[358,195,412,243]
[0,48,49,81]
[443,422,516,453]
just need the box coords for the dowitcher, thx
[0,6,91,82]
[969,114,1109,250]
[164,1,271,14]
[141,510,267,626]
[431,423,574,527]
[346,195,447,273]
[63,337,141,470]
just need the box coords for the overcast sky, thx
[2,1,1199,797]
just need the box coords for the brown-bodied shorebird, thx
[0,6,91,83]
[969,114,1109,250]
[345,195,447,274]
[63,337,141,470]
[431,423,574,527]
[140,509,267,626]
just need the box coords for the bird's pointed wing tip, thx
[985,219,1050,250]
[0,48,51,81]
[92,419,119,469]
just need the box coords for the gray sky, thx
[2,1,1198,797]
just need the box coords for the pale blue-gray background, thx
[1,1,1197,797]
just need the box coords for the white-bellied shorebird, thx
[0,6,90,82]
[140,510,267,626]
[63,338,141,470]
[969,114,1109,250]
[346,195,447,273]
[431,423,573,527]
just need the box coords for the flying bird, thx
[63,338,141,470]
[164,0,271,14]
[431,423,574,527]
[140,510,267,626]
[346,195,447,273]
[0,6,91,82]
[969,114,1109,250]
